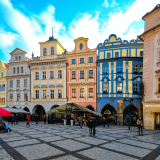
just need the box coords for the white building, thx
[7,48,31,111]
[29,35,67,119]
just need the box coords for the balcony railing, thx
[97,93,141,98]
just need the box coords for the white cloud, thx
[110,0,119,7]
[102,0,109,8]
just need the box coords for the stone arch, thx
[123,103,140,112]
[31,104,46,119]
[100,103,117,114]
[23,107,30,112]
[85,105,95,112]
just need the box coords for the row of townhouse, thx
[0,33,143,125]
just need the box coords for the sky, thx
[0,0,159,62]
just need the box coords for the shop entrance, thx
[32,105,46,120]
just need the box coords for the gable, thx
[10,48,26,55]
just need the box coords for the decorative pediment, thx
[8,89,14,92]
[57,85,63,88]
[57,65,63,69]
[49,66,55,69]
[49,85,55,88]
[87,82,95,86]
[34,85,40,88]
[70,67,78,70]
[101,76,110,82]
[10,48,26,55]
[70,83,78,86]
[34,67,39,70]
[41,66,47,70]
[132,76,142,81]
[16,89,21,92]
[79,82,85,86]
[155,69,160,74]
[41,85,47,88]
[115,75,124,81]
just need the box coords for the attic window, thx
[80,43,83,50]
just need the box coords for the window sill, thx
[71,63,76,65]
[49,78,54,80]
[50,98,54,99]
[88,62,93,63]
[24,86,28,87]
[117,92,122,93]
[71,78,76,80]
[57,78,63,79]
[42,79,47,80]
[42,98,47,99]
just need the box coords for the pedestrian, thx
[92,115,97,136]
[26,115,31,127]
[35,114,39,125]
[88,116,93,136]
[102,117,106,128]
[43,114,46,124]
[137,117,143,136]
[30,114,33,122]
[11,114,15,125]
[107,118,110,128]
[78,116,83,128]
[15,114,19,125]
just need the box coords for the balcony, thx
[97,93,141,98]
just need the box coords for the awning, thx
[1,107,30,114]
[48,102,102,116]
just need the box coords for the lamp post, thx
[124,97,133,130]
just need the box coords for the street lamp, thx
[123,97,133,130]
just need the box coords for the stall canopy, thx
[1,108,30,114]
[48,102,102,116]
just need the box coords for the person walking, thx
[79,116,83,128]
[137,117,143,136]
[11,114,15,125]
[26,115,31,127]
[15,114,19,125]
[35,114,39,125]
[102,117,106,128]
[88,116,93,136]
[43,114,46,124]
[92,116,97,136]
[107,118,110,128]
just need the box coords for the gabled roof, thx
[142,4,160,20]
[10,48,26,55]
[132,75,142,81]
[101,76,110,81]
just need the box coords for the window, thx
[117,83,122,93]
[103,83,108,93]
[72,71,76,79]
[58,70,62,78]
[35,72,39,80]
[80,58,84,63]
[24,79,27,87]
[13,68,15,74]
[21,67,23,73]
[133,83,138,94]
[140,51,143,57]
[51,47,54,55]
[0,98,5,105]
[115,52,119,57]
[10,94,13,101]
[17,80,20,87]
[80,71,84,79]
[103,65,108,73]
[0,85,1,91]
[50,90,54,98]
[89,88,93,98]
[1,72,3,77]
[43,48,47,56]
[80,88,84,98]
[19,56,21,60]
[42,71,46,79]
[80,43,83,50]
[50,71,54,79]
[10,80,13,87]
[140,65,143,73]
[43,90,46,99]
[89,70,93,78]
[72,59,76,64]
[15,57,17,60]
[133,65,138,73]
[117,64,122,73]
[89,57,93,63]
[58,90,62,98]
[35,90,39,99]
[72,89,76,98]
[24,93,28,101]
[107,53,110,58]
[2,84,5,91]
[17,94,20,101]
[17,67,19,73]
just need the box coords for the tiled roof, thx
[4,63,9,69]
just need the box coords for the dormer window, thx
[51,47,54,55]
[80,43,83,50]
[43,48,47,56]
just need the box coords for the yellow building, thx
[0,61,9,107]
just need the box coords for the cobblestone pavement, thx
[1,122,160,160]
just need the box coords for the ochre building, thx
[139,4,160,130]
[0,61,8,107]
[66,37,97,112]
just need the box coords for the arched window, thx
[51,47,54,55]
[80,43,83,50]
[43,48,47,56]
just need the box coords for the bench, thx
[0,129,8,134]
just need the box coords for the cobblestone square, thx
[1,122,160,160]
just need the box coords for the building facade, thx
[66,37,97,111]
[0,61,8,107]
[30,35,67,118]
[139,4,160,130]
[97,34,144,125]
[6,48,31,110]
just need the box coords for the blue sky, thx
[0,0,159,62]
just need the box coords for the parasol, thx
[0,108,11,116]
